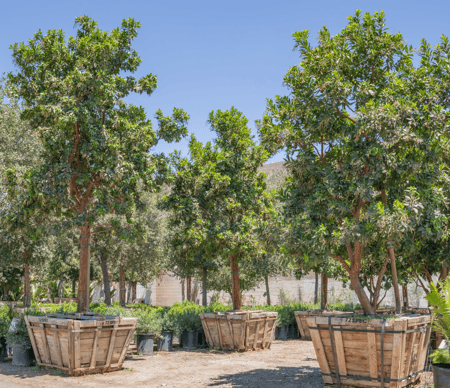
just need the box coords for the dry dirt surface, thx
[0,340,434,388]
[0,340,325,388]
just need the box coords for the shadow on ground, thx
[208,365,324,388]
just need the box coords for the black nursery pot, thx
[157,331,173,351]
[136,333,155,355]
[432,363,450,388]
[287,323,298,339]
[0,337,7,362]
[180,330,198,349]
[277,325,288,341]
[12,344,34,367]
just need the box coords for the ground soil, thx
[0,340,433,388]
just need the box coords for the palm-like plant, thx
[426,278,450,363]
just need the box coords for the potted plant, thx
[167,302,203,349]
[0,305,12,362]
[6,312,37,366]
[426,279,450,386]
[135,312,162,355]
[157,314,174,352]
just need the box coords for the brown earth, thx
[0,340,433,388]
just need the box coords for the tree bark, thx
[186,277,192,302]
[23,262,31,308]
[72,280,76,298]
[119,265,126,308]
[202,268,207,307]
[100,255,111,306]
[77,223,91,313]
[58,276,63,304]
[132,281,137,303]
[402,284,409,310]
[230,254,241,311]
[265,275,271,306]
[181,278,185,301]
[320,273,328,310]
[349,271,375,315]
[388,246,401,314]
[314,272,319,305]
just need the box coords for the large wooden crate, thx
[24,313,137,376]
[199,311,277,351]
[307,314,431,388]
[295,310,353,341]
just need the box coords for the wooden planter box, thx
[53,298,78,304]
[24,313,137,376]
[307,314,431,388]
[295,310,354,341]
[199,311,277,351]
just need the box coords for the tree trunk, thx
[265,275,271,306]
[119,265,126,308]
[181,278,185,301]
[320,273,328,310]
[402,284,409,310]
[186,277,192,302]
[230,254,241,311]
[314,272,319,305]
[388,246,401,314]
[349,271,375,315]
[202,268,207,307]
[127,282,132,304]
[58,276,63,304]
[100,255,111,306]
[72,280,76,298]
[77,223,91,313]
[23,262,31,308]
[132,281,137,303]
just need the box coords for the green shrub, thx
[6,309,46,350]
[0,305,13,338]
[430,349,450,364]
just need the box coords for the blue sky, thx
[1,0,448,163]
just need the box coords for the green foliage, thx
[426,278,450,346]
[257,10,450,314]
[0,305,13,338]
[430,349,450,364]
[6,309,46,349]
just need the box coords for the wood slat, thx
[89,321,101,369]
[367,327,378,380]
[105,321,119,370]
[389,320,404,388]
[51,324,63,367]
[307,318,332,385]
[74,321,81,370]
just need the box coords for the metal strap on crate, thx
[308,326,427,334]
[380,319,385,388]
[328,316,341,388]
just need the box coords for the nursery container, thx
[277,325,288,341]
[0,337,7,362]
[199,310,277,351]
[432,363,450,388]
[136,333,155,355]
[25,312,137,376]
[157,331,173,351]
[308,313,431,388]
[11,344,34,367]
[180,330,198,349]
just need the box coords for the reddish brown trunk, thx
[349,271,375,315]
[119,265,126,308]
[230,254,241,311]
[23,262,31,308]
[320,274,328,310]
[402,285,409,309]
[132,281,137,303]
[77,223,91,313]
[388,246,401,314]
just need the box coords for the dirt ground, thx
[0,340,433,388]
